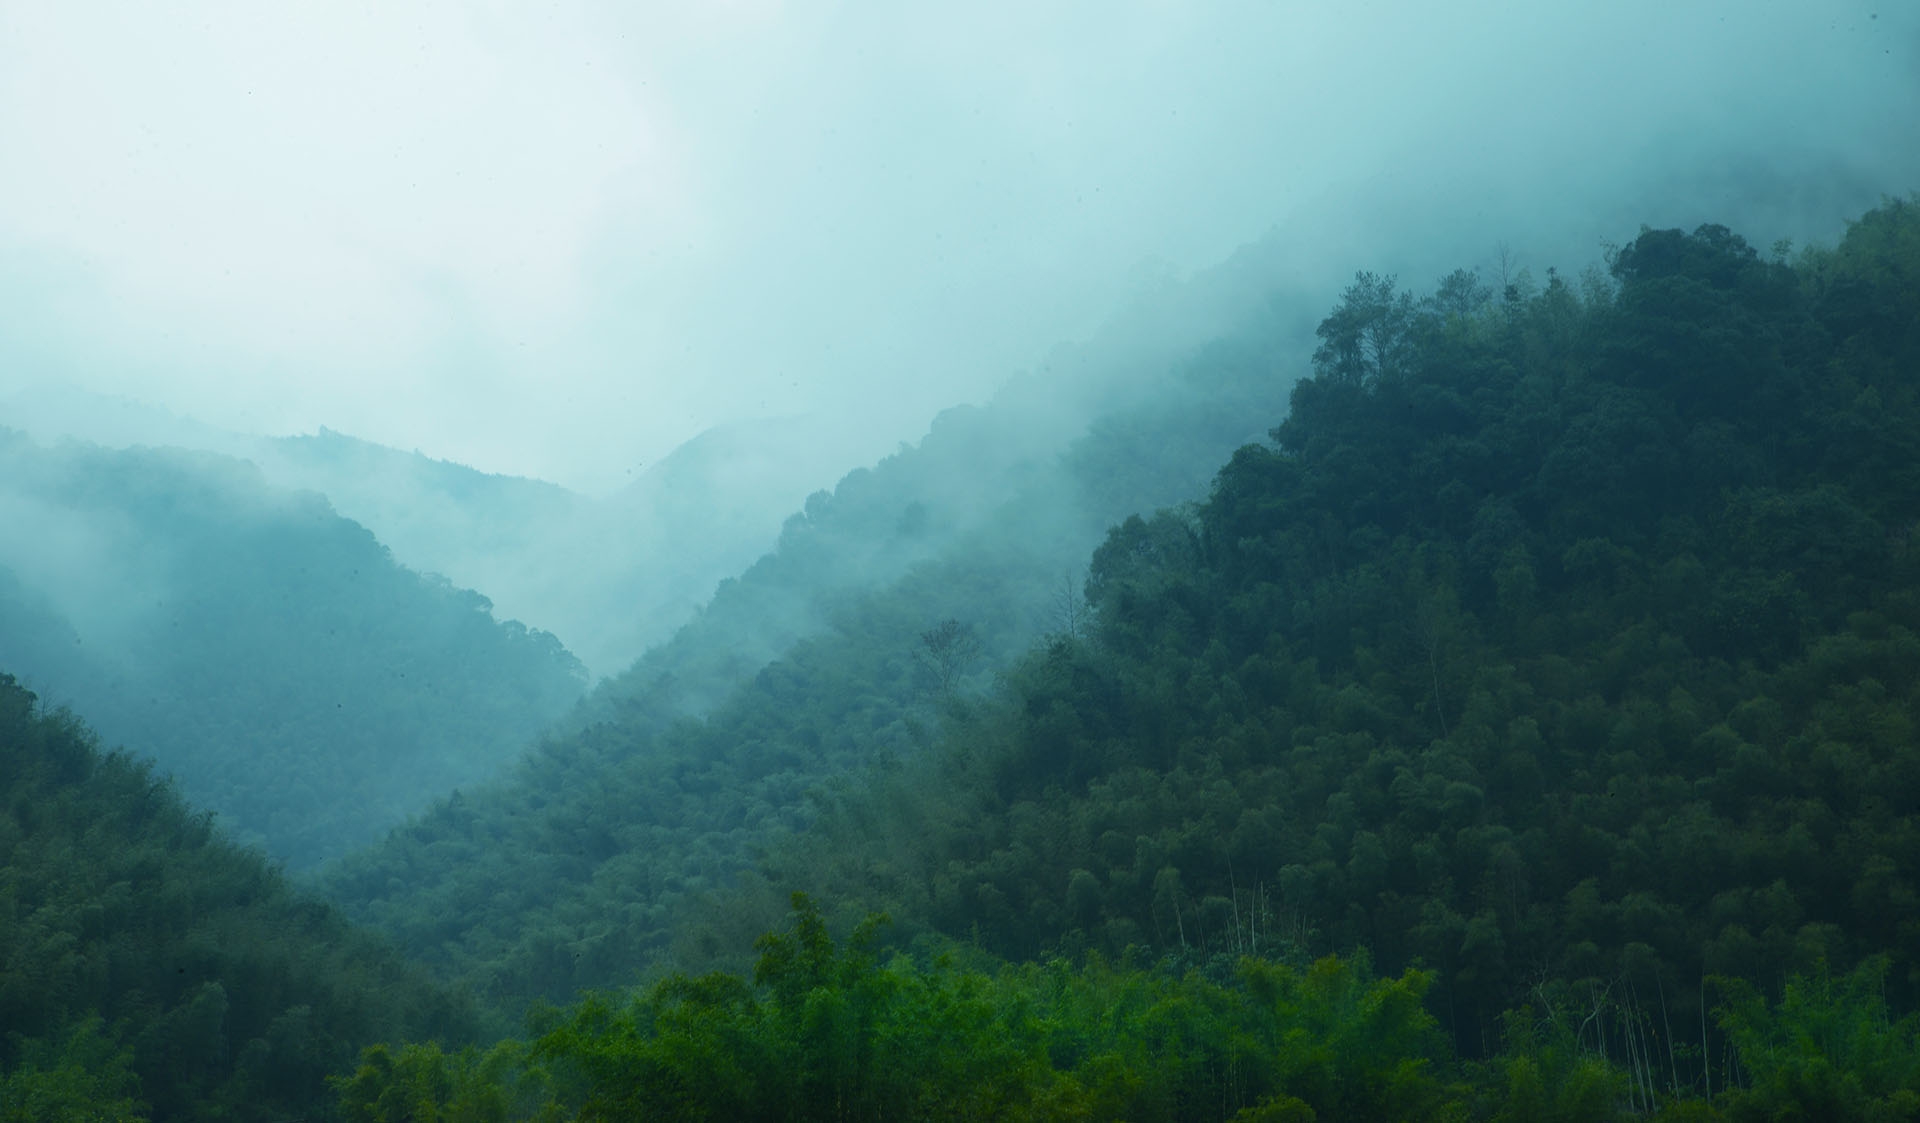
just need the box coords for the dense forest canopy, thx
[315,201,1920,1121]
[5,196,1920,1120]
[0,673,486,1121]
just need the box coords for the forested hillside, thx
[0,438,586,866]
[327,198,1920,1121]
[695,200,1920,1094]
[319,267,1307,1006]
[8,197,1917,1120]
[0,674,484,1122]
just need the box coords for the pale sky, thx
[1,1,1914,491]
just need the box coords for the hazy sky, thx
[1,1,1914,492]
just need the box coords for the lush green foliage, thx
[320,199,1920,1117]
[0,438,586,865]
[1709,957,1920,1121]
[0,674,486,1121]
[337,895,1470,1122]
[693,201,1920,1102]
[334,899,1920,1121]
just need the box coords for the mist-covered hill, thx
[0,434,586,867]
[5,194,1919,1122]
[316,232,1320,1005]
[329,197,1920,1120]
[254,419,875,679]
[323,195,1917,1018]
[0,387,897,679]
[737,200,1920,1002]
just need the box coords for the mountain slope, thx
[0,674,485,1122]
[720,200,1920,1071]
[0,436,586,866]
[317,245,1318,1005]
[0,387,868,679]
[321,196,1920,1123]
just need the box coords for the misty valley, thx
[1,196,1918,1121]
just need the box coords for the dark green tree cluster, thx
[321,199,1920,1117]
[0,438,587,866]
[335,894,1465,1123]
[710,200,1920,1102]
[334,898,1920,1121]
[0,673,486,1122]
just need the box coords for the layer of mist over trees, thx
[0,438,586,867]
[328,198,1920,1120]
[4,196,1920,1120]
[0,397,886,682]
[316,251,1312,1007]
[253,419,885,680]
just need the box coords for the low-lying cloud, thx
[0,0,1912,491]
